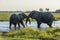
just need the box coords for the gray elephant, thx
[26,10,55,28]
[9,14,19,30]
[9,13,30,30]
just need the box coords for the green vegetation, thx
[52,13,60,20]
[0,13,11,21]
[0,28,60,40]
[0,13,60,21]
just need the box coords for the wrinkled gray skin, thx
[9,13,30,30]
[26,10,55,28]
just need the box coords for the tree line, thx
[0,8,60,13]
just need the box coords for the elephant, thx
[26,10,55,29]
[9,14,19,30]
[9,13,30,30]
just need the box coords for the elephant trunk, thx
[25,16,31,25]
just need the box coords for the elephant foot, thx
[18,28,20,30]
[37,28,41,30]
[49,26,53,28]
[23,26,25,28]
[9,27,11,30]
[17,27,20,30]
[14,27,16,30]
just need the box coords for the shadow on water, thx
[0,21,60,32]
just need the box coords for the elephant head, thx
[18,12,27,20]
[18,12,31,25]
[25,10,40,25]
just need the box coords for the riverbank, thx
[0,28,60,40]
[0,13,60,21]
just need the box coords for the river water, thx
[0,21,60,32]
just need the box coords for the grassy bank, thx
[0,13,11,21]
[0,13,60,21]
[52,13,60,20]
[0,27,60,40]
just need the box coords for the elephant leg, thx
[9,23,12,30]
[20,21,25,28]
[14,24,16,30]
[37,21,41,29]
[47,23,52,28]
[18,23,20,29]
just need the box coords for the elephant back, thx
[10,14,19,23]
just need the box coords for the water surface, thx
[0,21,60,32]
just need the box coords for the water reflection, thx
[0,21,60,32]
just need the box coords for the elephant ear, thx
[30,10,36,14]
